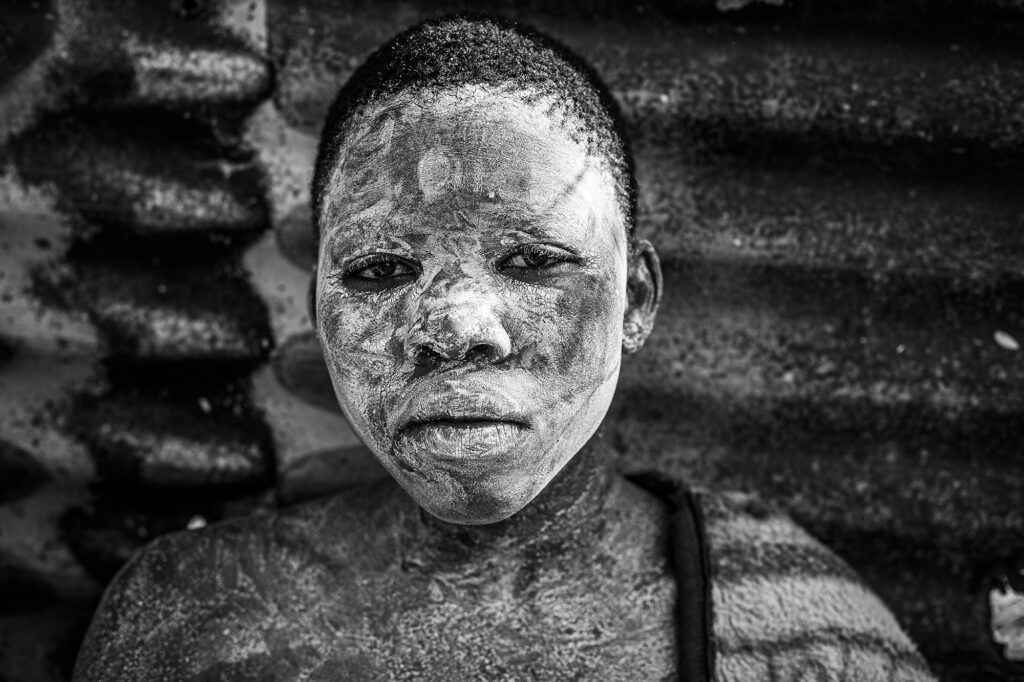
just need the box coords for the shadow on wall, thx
[1,0,1024,680]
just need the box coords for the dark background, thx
[1,0,1023,679]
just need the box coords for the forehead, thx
[320,86,621,243]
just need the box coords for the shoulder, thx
[689,489,936,682]
[73,479,410,681]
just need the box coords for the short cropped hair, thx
[311,13,636,246]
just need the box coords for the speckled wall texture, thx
[1,0,1023,679]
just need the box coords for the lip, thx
[397,419,529,462]
[405,416,524,430]
[391,375,533,461]
[392,375,532,434]
[404,410,529,432]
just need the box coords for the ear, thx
[307,265,318,327]
[622,239,662,354]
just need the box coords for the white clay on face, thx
[316,84,628,524]
[417,147,462,201]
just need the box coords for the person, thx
[73,14,935,680]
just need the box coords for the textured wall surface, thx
[1,0,1023,680]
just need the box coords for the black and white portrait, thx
[1,1,1022,680]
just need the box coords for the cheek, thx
[513,269,623,386]
[558,276,622,367]
[317,288,394,358]
[316,284,408,434]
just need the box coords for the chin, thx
[413,478,539,525]
[385,444,549,524]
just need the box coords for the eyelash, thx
[341,253,412,278]
[335,244,581,292]
[335,254,418,292]
[497,244,578,271]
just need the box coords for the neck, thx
[410,430,618,563]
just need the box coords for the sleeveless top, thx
[637,474,937,681]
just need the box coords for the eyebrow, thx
[321,160,607,251]
[332,202,601,252]
[324,218,413,262]
[324,206,408,243]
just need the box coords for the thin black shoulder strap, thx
[624,473,716,680]
[674,488,715,681]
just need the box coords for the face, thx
[315,85,658,524]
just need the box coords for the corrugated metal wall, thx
[1,0,1022,679]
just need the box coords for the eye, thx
[357,260,413,279]
[340,254,417,291]
[499,245,576,270]
[504,252,558,269]
[497,244,580,282]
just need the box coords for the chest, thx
[271,562,678,681]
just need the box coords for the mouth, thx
[405,415,527,430]
[390,376,534,462]
[396,389,531,434]
[397,416,530,462]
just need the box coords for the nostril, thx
[410,343,501,367]
[465,344,501,364]
[404,309,512,367]
[413,345,444,366]
[176,0,204,19]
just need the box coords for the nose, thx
[404,289,512,365]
